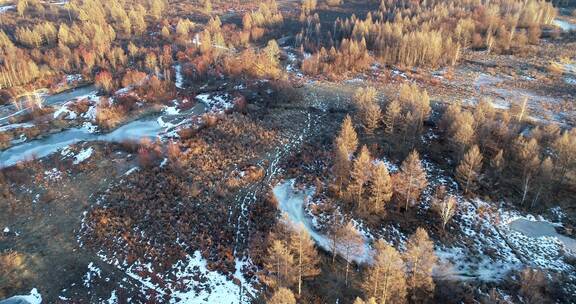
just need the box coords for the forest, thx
[0,0,575,303]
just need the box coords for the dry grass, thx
[0,250,30,298]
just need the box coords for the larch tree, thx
[333,140,351,188]
[552,130,576,185]
[353,87,380,133]
[336,115,359,155]
[268,287,296,304]
[450,111,476,157]
[363,102,382,133]
[531,157,553,209]
[203,0,212,14]
[490,149,505,180]
[395,150,428,212]
[349,145,372,211]
[369,162,393,215]
[362,239,407,304]
[287,223,320,296]
[328,212,344,264]
[455,145,483,195]
[404,228,437,303]
[337,221,364,286]
[262,240,297,289]
[514,136,541,206]
[384,99,401,134]
[353,298,377,304]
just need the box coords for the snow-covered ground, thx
[96,250,256,303]
[174,64,184,89]
[195,93,234,113]
[0,4,14,14]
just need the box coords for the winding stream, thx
[272,179,372,264]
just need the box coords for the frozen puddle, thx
[509,219,576,253]
[272,179,372,264]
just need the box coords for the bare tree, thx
[433,194,458,231]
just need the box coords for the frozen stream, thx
[509,219,576,253]
[273,179,372,264]
[555,19,576,32]
[0,100,208,167]
[0,118,163,167]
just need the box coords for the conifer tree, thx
[395,150,428,211]
[349,145,372,210]
[369,162,393,215]
[362,239,407,304]
[404,228,437,303]
[336,115,358,155]
[338,221,364,286]
[455,145,483,194]
[268,287,296,304]
[384,99,401,134]
[262,240,297,289]
[287,223,320,296]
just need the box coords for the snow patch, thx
[73,147,94,165]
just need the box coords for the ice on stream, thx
[272,179,373,264]
[0,119,164,167]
